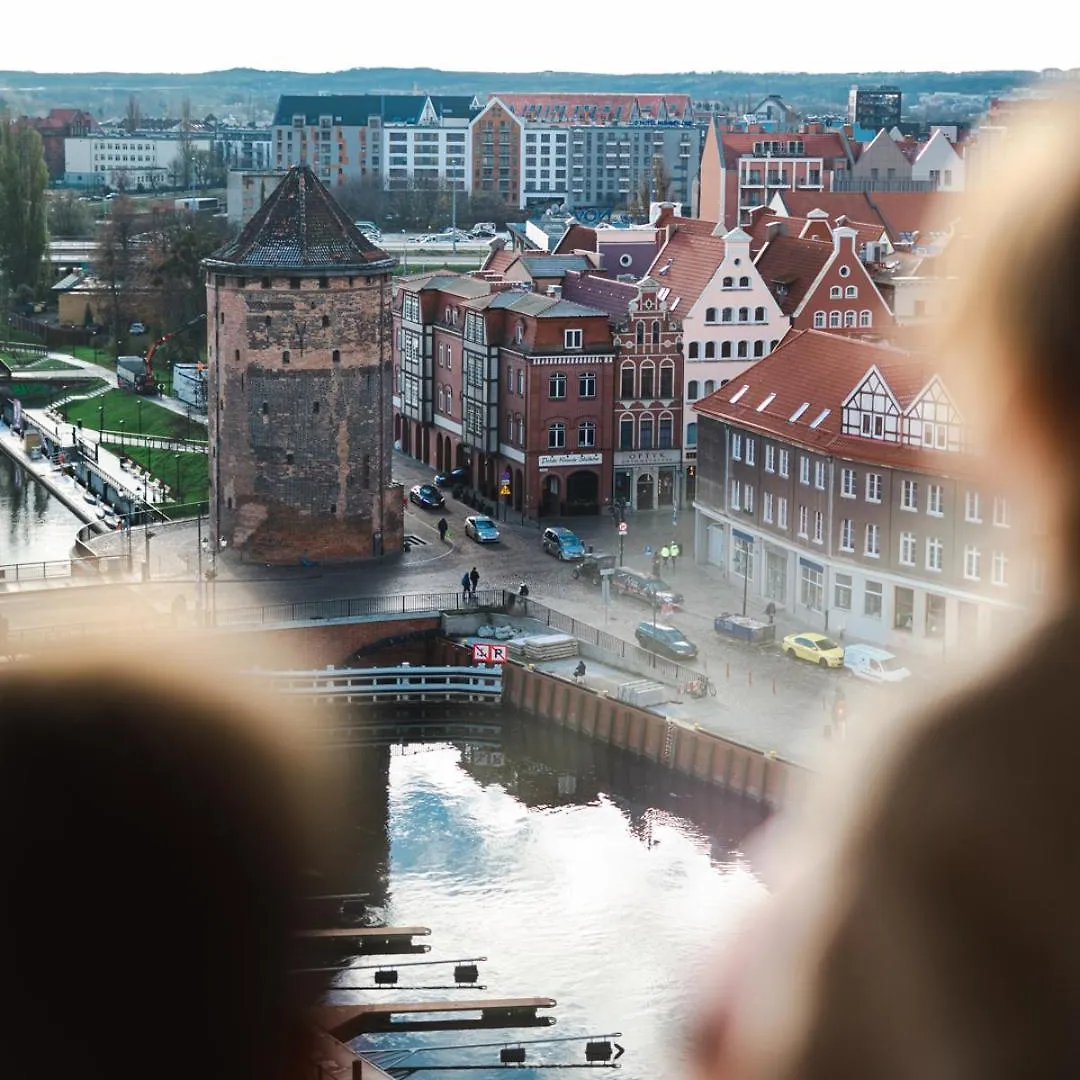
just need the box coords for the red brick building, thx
[394,273,618,517]
[21,108,96,180]
[469,98,524,206]
[203,165,400,563]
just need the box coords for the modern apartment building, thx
[692,330,1038,652]
[847,85,903,132]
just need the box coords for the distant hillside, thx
[0,66,1037,124]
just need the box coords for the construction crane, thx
[118,313,207,395]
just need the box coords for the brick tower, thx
[203,166,402,564]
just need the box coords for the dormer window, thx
[722,276,734,288]
[830,285,842,299]
[738,276,750,288]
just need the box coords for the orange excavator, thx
[118,313,207,395]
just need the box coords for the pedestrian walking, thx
[670,540,680,571]
[765,600,776,625]
[437,517,448,542]
[461,572,471,601]
[651,552,661,577]
[517,581,530,615]
[469,566,480,597]
[660,544,671,571]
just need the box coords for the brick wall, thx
[206,272,403,563]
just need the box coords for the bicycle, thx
[683,675,717,699]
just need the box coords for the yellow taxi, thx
[781,631,845,669]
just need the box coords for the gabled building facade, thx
[469,97,525,207]
[692,331,1039,652]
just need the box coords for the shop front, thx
[613,449,682,513]
[536,452,606,517]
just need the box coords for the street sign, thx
[499,483,511,497]
[472,643,508,664]
[618,521,628,535]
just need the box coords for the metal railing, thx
[265,665,503,703]
[0,553,130,583]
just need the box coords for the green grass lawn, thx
[64,389,207,441]
[104,443,209,510]
[7,379,107,409]
[0,355,81,371]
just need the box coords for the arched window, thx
[829,285,842,299]
[687,341,700,359]
[829,311,842,327]
[705,307,718,323]
[651,321,660,345]
[737,340,748,358]
[754,306,765,322]
[704,341,716,359]
[859,309,873,327]
[722,307,733,323]
[639,412,655,449]
[548,421,566,449]
[687,379,700,400]
[845,285,858,298]
[619,412,635,450]
[659,360,675,398]
[620,362,635,398]
[753,340,764,357]
[813,311,826,329]
[738,307,749,322]
[722,276,734,288]
[686,421,698,446]
[739,276,750,288]
[636,320,645,345]
[844,310,857,328]
[721,341,732,358]
[438,386,445,411]
[639,361,655,399]
[704,379,716,394]
[658,410,674,448]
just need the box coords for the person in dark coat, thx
[469,567,480,596]
[461,572,471,601]
[437,517,448,542]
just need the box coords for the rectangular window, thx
[899,531,916,566]
[620,366,635,399]
[579,371,596,398]
[640,417,653,449]
[746,438,756,466]
[730,478,742,510]
[865,522,880,557]
[619,415,634,450]
[926,536,943,572]
[928,483,943,516]
[800,563,824,611]
[964,545,981,581]
[840,518,854,551]
[864,580,883,619]
[778,449,790,478]
[798,504,808,538]
[866,473,883,503]
[549,372,567,399]
[992,551,1008,587]
[764,444,775,473]
[799,455,810,485]
[901,479,918,511]
[777,497,788,530]
[731,432,743,461]
[965,490,982,523]
[841,467,856,498]
[813,509,823,543]
[834,572,853,610]
[993,496,1010,528]
[814,460,826,490]
[564,328,583,350]
[744,484,755,514]
[517,369,525,395]
[763,492,774,523]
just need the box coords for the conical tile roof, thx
[205,165,394,274]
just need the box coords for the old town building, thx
[692,330,1040,653]
[203,165,400,563]
[393,272,617,517]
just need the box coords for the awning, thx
[733,528,754,543]
[799,556,824,574]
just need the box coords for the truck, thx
[116,313,207,396]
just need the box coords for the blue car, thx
[408,483,445,509]
[434,467,471,488]
[464,515,500,544]
[542,526,586,561]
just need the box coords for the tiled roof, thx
[493,93,693,125]
[482,247,518,276]
[537,299,610,319]
[752,235,832,316]
[693,330,966,472]
[399,273,491,299]
[560,271,638,319]
[520,255,592,278]
[645,231,727,313]
[771,190,884,230]
[272,95,379,127]
[869,192,963,244]
[719,132,848,169]
[205,166,393,273]
[553,224,597,255]
[745,208,886,255]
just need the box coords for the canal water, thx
[324,717,769,1080]
[0,451,84,565]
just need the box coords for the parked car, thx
[610,567,683,608]
[541,526,586,561]
[408,483,445,509]
[781,631,845,668]
[471,222,497,237]
[129,322,146,335]
[843,643,911,683]
[572,551,617,585]
[635,621,699,660]
[464,515,500,544]
[434,466,471,488]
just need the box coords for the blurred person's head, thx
[0,621,332,1080]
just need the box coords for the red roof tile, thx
[745,208,890,254]
[692,329,970,473]
[719,132,848,170]
[752,235,832,316]
[771,191,885,231]
[482,248,518,276]
[553,224,597,255]
[868,192,963,244]
[646,230,727,313]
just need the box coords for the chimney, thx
[547,284,563,299]
[765,221,787,242]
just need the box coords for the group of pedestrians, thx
[460,566,480,601]
[651,540,681,578]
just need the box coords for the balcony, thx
[742,173,764,187]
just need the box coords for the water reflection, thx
[324,717,768,1080]
[0,452,82,564]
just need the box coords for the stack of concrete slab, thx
[616,679,668,708]
[507,633,579,662]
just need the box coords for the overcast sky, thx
[0,0,1071,75]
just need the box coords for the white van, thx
[843,643,911,683]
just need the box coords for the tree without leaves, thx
[0,117,49,299]
[92,196,141,356]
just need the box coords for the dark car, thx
[434,467,471,488]
[634,621,699,660]
[408,483,445,509]
[572,551,617,585]
[610,567,683,608]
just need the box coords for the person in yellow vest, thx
[660,544,671,571]
[670,540,681,571]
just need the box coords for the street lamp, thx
[137,398,143,438]
[174,453,182,504]
[98,403,104,435]
[118,418,124,449]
